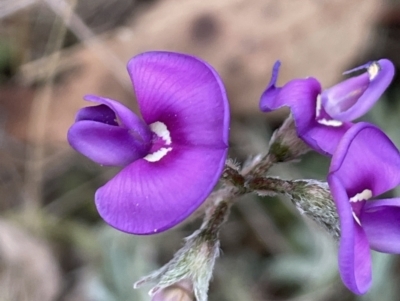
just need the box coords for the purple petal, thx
[259,60,282,106]
[361,198,400,253]
[259,62,321,135]
[328,174,372,294]
[75,105,118,125]
[329,122,400,197]
[84,95,152,142]
[261,76,326,149]
[322,59,394,121]
[68,120,151,166]
[127,52,229,149]
[321,73,369,119]
[259,62,351,155]
[300,121,352,156]
[95,147,228,234]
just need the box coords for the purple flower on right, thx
[328,122,400,294]
[260,59,394,155]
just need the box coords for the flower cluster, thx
[260,59,399,294]
[67,50,400,298]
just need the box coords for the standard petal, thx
[328,174,372,294]
[84,95,152,142]
[127,51,229,149]
[95,146,228,234]
[68,120,151,166]
[329,122,400,197]
[266,79,321,132]
[75,105,118,125]
[361,198,400,253]
[323,59,394,121]
[259,62,322,135]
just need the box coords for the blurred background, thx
[1,0,400,300]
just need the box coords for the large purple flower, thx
[328,122,400,294]
[260,59,394,155]
[68,51,230,235]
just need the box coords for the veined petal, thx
[127,51,229,149]
[95,146,228,234]
[68,121,151,166]
[328,174,372,294]
[68,52,230,236]
[329,122,400,197]
[322,59,394,121]
[84,95,153,142]
[361,198,400,253]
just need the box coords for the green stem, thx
[246,176,292,194]
[200,200,231,242]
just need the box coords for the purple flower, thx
[328,122,400,294]
[260,59,394,155]
[68,52,230,235]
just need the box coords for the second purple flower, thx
[259,59,394,155]
[328,122,400,294]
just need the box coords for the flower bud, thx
[248,177,340,240]
[135,201,230,301]
[269,114,311,162]
[151,280,194,301]
[290,179,340,240]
